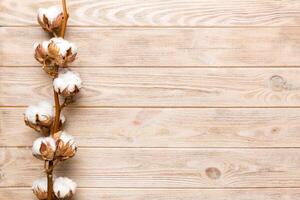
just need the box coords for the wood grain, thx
[2,107,300,147]
[2,1,300,197]
[2,188,300,200]
[2,27,300,67]
[1,67,300,107]
[2,148,300,188]
[1,0,300,27]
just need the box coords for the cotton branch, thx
[26,0,81,200]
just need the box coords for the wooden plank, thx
[2,188,300,200]
[2,27,300,67]
[1,0,300,27]
[1,67,300,107]
[2,107,300,147]
[1,148,300,188]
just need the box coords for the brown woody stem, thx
[47,1,69,200]
[47,161,54,200]
[52,89,61,134]
[60,0,69,38]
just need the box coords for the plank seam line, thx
[3,25,300,29]
[2,186,300,189]
[2,106,300,109]
[2,147,300,149]
[3,66,300,68]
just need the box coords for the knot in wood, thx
[269,75,287,91]
[205,167,221,179]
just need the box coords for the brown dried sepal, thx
[48,42,60,58]
[33,187,47,200]
[65,48,77,66]
[48,43,77,67]
[34,142,55,160]
[38,13,63,34]
[55,139,77,161]
[48,42,65,66]
[56,190,74,200]
[58,86,80,98]
[34,44,47,64]
[24,114,53,136]
[34,43,59,76]
[42,62,58,77]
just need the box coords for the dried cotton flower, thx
[55,131,77,161]
[38,6,63,33]
[24,101,54,134]
[32,136,56,160]
[24,101,66,134]
[32,178,48,200]
[48,37,77,66]
[54,177,77,200]
[34,41,58,76]
[25,101,53,125]
[34,41,50,64]
[34,37,77,70]
[53,70,82,97]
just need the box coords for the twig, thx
[47,1,69,200]
[51,89,61,134]
[60,0,69,38]
[60,96,72,110]
[47,161,54,200]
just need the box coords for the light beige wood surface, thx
[1,0,300,199]
[1,0,300,27]
[2,148,300,188]
[2,108,300,147]
[2,188,300,200]
[2,27,300,67]
[1,67,300,107]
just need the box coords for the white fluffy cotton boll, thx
[32,178,48,200]
[34,41,49,52]
[32,136,56,160]
[53,70,82,97]
[38,6,62,23]
[50,37,77,56]
[46,37,77,66]
[25,101,54,126]
[60,131,77,150]
[34,40,51,65]
[56,131,77,160]
[34,40,51,53]
[54,177,77,199]
[38,6,63,34]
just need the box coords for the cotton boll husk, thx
[32,136,56,160]
[25,105,40,125]
[42,41,50,53]
[60,131,77,150]
[25,101,53,125]
[38,6,62,23]
[32,177,48,191]
[53,70,82,97]
[56,131,77,160]
[38,8,47,20]
[32,177,48,199]
[32,136,56,155]
[50,37,77,56]
[37,101,54,121]
[54,177,77,199]
[34,40,50,54]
